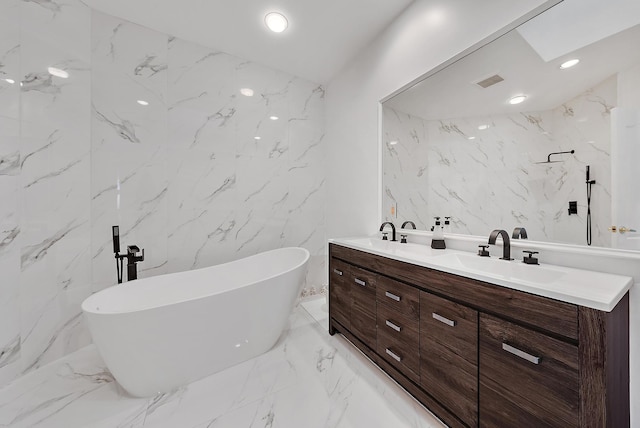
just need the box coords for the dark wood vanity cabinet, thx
[328,243,629,428]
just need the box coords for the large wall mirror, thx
[382,0,640,250]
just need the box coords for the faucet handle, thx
[523,250,539,265]
[400,234,407,243]
[478,245,490,257]
[382,232,388,241]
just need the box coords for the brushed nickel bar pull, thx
[502,343,541,365]
[385,320,401,332]
[385,291,400,301]
[385,348,402,362]
[432,313,456,327]
[354,278,366,287]
[333,269,343,276]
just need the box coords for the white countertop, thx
[329,236,633,312]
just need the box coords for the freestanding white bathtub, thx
[82,247,310,397]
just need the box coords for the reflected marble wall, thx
[0,0,325,387]
[383,76,614,247]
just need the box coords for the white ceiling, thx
[81,0,415,84]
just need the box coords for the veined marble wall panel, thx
[166,37,326,288]
[19,0,92,374]
[90,13,169,291]
[383,75,615,247]
[286,79,326,287]
[0,0,21,385]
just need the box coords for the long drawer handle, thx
[385,320,402,332]
[385,348,402,362]
[502,343,541,365]
[385,291,401,302]
[432,312,456,327]
[333,269,343,276]
[354,278,366,287]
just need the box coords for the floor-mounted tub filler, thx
[81,247,310,397]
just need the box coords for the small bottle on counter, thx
[431,217,446,249]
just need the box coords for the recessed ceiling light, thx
[389,140,398,145]
[254,136,261,140]
[269,116,279,121]
[4,78,15,84]
[240,88,254,97]
[137,100,149,106]
[478,124,490,130]
[560,59,580,69]
[468,136,476,140]
[509,95,527,105]
[47,66,69,79]
[265,12,288,33]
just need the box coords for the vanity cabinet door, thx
[349,266,377,349]
[420,292,478,427]
[479,314,579,428]
[329,258,351,330]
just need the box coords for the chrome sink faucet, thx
[380,222,397,241]
[488,229,513,260]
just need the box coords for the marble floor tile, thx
[0,298,444,428]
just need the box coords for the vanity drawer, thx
[378,328,420,383]
[479,314,579,427]
[376,275,420,321]
[329,258,351,329]
[350,267,377,348]
[420,292,478,427]
[377,304,419,352]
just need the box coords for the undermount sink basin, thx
[433,253,566,283]
[337,237,446,259]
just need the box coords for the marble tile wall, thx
[0,1,326,388]
[383,76,614,247]
[0,0,21,386]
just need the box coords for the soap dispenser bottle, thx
[431,217,446,249]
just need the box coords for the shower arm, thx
[546,150,575,162]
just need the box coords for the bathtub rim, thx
[82,246,310,316]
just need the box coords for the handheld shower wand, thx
[586,166,596,246]
[112,226,125,283]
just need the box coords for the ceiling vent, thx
[475,74,504,89]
